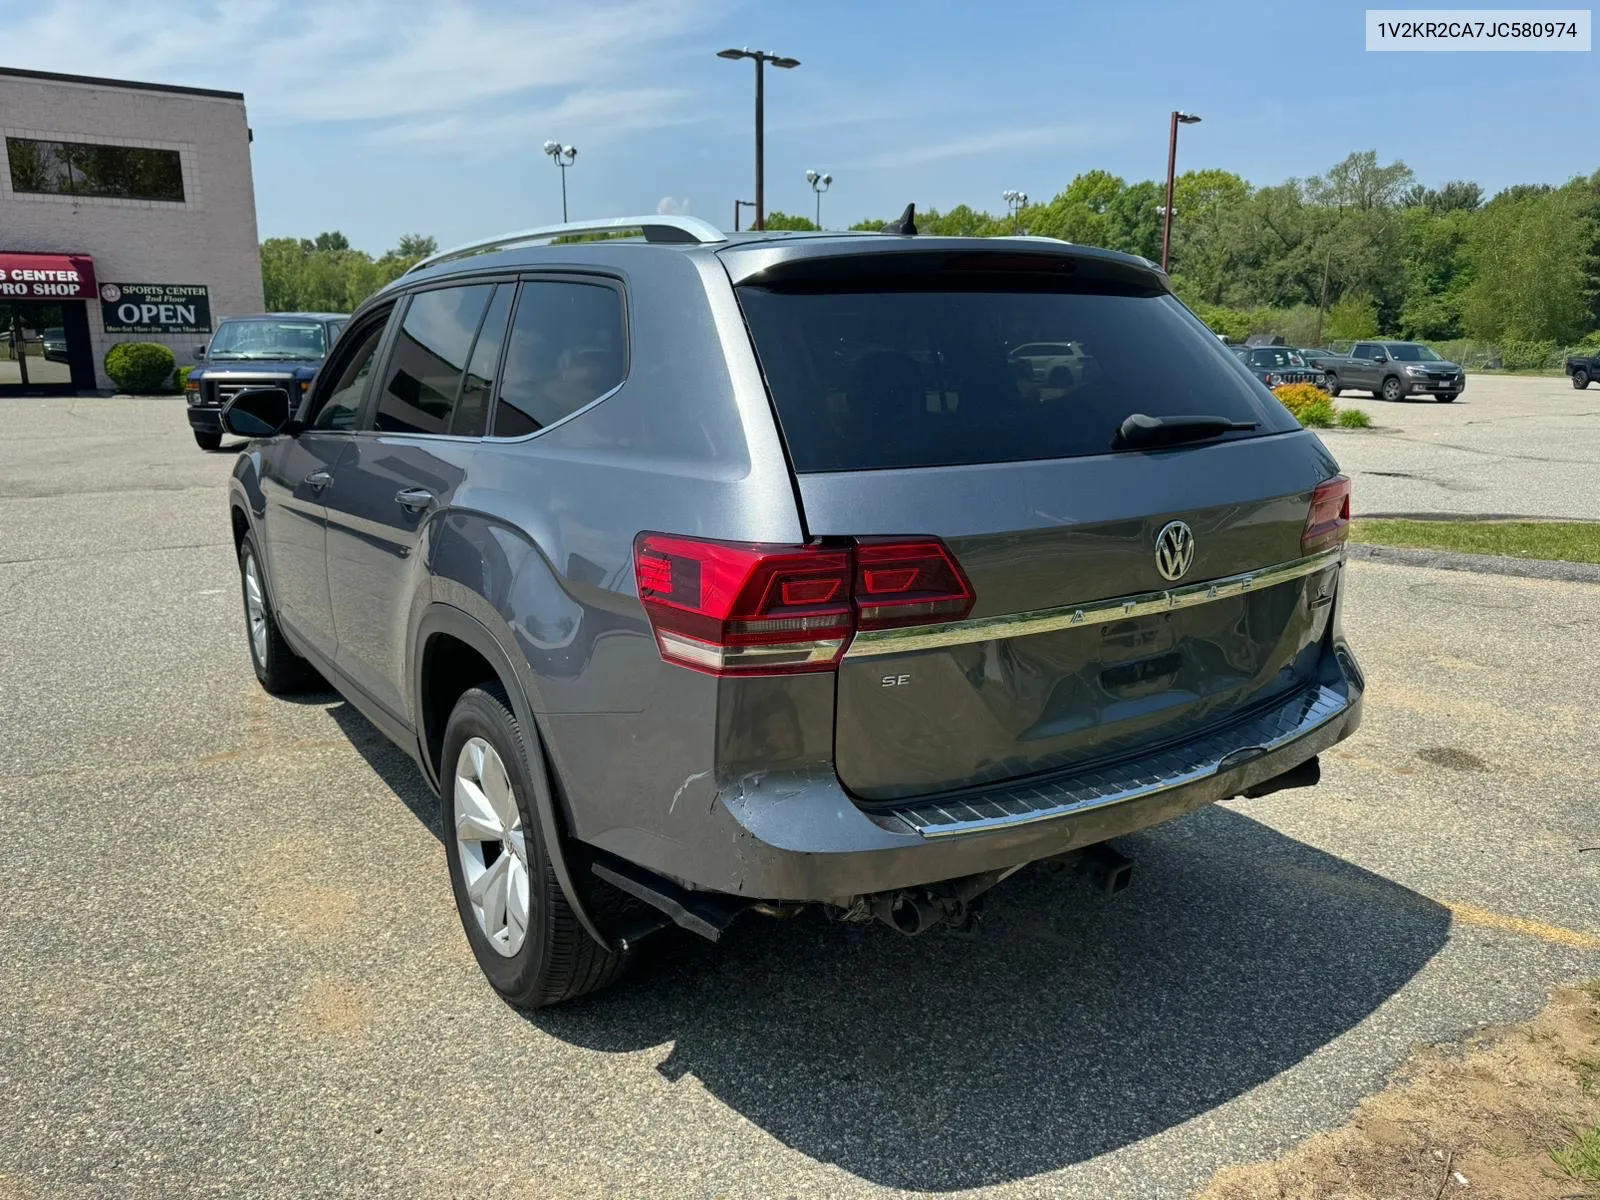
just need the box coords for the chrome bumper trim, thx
[844,547,1343,659]
[890,682,1350,838]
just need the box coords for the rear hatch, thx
[730,243,1343,801]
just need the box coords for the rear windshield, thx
[737,282,1295,472]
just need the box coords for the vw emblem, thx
[1155,520,1195,581]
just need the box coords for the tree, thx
[311,231,351,253]
[761,211,819,231]
[1462,184,1595,342]
[389,233,438,260]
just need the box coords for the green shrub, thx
[176,365,192,390]
[1336,406,1372,428]
[104,342,177,393]
[1496,339,1559,371]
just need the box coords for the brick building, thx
[0,66,264,394]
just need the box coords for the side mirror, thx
[1372,352,1387,362]
[221,386,292,438]
[194,344,207,359]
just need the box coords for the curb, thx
[1348,542,1600,584]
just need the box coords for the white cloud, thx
[368,88,698,151]
[848,123,1133,171]
[6,0,715,140]
[656,196,691,215]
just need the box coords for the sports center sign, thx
[100,283,212,334]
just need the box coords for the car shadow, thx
[530,806,1448,1192]
[325,699,443,836]
[315,700,1448,1191]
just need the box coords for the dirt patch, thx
[1418,746,1490,772]
[1196,984,1600,1199]
[288,976,374,1037]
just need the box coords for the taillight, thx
[853,539,974,630]
[633,533,974,676]
[1302,475,1351,554]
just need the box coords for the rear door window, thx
[491,280,626,438]
[737,276,1296,472]
[373,284,493,435]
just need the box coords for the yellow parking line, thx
[1442,900,1600,951]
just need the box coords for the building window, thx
[5,137,185,203]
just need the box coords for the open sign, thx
[100,283,212,334]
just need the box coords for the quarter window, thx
[491,281,626,438]
[374,285,493,435]
[6,137,184,203]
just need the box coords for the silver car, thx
[221,213,1364,1007]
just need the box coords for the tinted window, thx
[1386,343,1440,362]
[452,285,513,438]
[738,284,1295,472]
[310,318,388,431]
[492,281,626,438]
[375,285,492,435]
[6,137,184,202]
[1352,343,1376,359]
[1248,348,1305,368]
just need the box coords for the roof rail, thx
[406,215,727,275]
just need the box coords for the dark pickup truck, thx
[1565,353,1596,389]
[184,312,347,449]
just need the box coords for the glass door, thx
[0,302,74,391]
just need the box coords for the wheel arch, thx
[412,602,611,950]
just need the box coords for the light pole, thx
[1161,111,1201,273]
[806,169,832,228]
[717,47,800,231]
[1002,189,1029,233]
[734,199,755,231]
[542,140,577,222]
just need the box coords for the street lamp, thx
[1161,111,1201,273]
[542,140,577,222]
[806,169,832,228]
[734,199,755,232]
[717,47,801,231]
[1002,189,1029,233]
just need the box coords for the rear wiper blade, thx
[1113,412,1258,450]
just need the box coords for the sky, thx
[4,0,1593,254]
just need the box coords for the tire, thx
[194,429,222,451]
[442,683,630,1008]
[237,532,320,695]
[1380,375,1404,402]
[1325,372,1342,398]
[1574,368,1590,390]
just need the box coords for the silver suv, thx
[221,213,1364,1007]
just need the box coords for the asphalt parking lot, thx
[1322,372,1600,518]
[2,393,1598,1199]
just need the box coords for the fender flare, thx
[412,602,611,950]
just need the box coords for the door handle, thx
[395,487,435,513]
[304,469,332,491]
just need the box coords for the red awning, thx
[0,252,97,300]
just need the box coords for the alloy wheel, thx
[454,736,531,957]
[242,551,268,666]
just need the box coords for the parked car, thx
[1333,341,1465,402]
[185,313,347,450]
[42,326,68,363]
[221,214,1364,1008]
[1564,352,1597,389]
[1007,340,1087,389]
[1236,346,1328,391]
